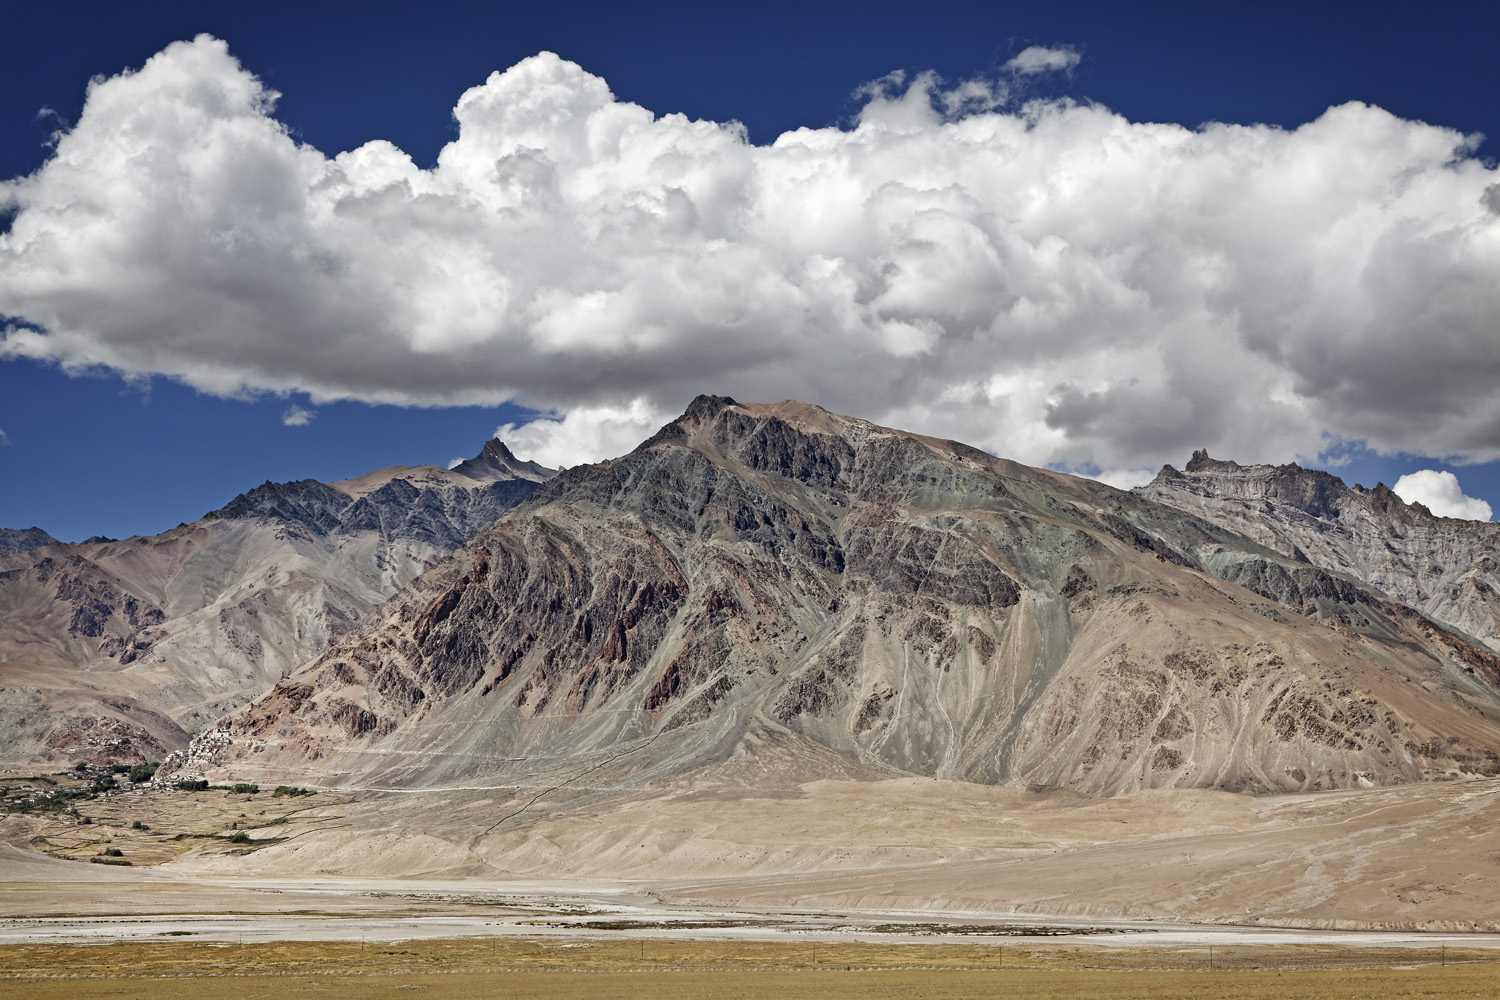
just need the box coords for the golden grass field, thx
[0,938,1496,999]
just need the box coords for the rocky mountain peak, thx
[1146,453,1350,522]
[451,439,557,484]
[0,526,59,553]
[683,392,741,423]
[1183,449,1221,473]
[631,394,741,453]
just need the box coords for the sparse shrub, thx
[128,764,157,783]
[226,831,251,844]
[230,783,260,795]
[101,847,123,857]
[80,816,93,825]
[131,820,148,830]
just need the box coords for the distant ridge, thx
[0,526,58,553]
[0,437,552,769]
[1139,451,1500,653]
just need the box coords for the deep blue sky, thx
[4,0,1499,540]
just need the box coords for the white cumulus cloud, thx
[3,36,1500,476]
[1003,45,1082,75]
[281,404,315,427]
[1092,467,1158,491]
[1392,469,1493,520]
[496,399,671,469]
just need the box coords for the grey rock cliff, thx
[1137,451,1500,652]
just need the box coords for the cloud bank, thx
[3,36,1500,475]
[1393,469,1494,520]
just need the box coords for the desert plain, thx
[4,769,1500,997]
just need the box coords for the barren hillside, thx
[190,397,1500,797]
[0,440,554,766]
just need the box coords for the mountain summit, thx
[0,526,59,553]
[450,439,556,484]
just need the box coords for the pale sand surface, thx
[2,880,1498,952]
[147,773,1500,930]
[3,775,1499,948]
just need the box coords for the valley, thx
[2,397,1499,992]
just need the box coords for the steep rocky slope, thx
[195,398,1500,797]
[1137,452,1500,653]
[0,441,554,766]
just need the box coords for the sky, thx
[2,0,1499,541]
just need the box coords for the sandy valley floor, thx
[4,773,1500,997]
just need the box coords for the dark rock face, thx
[207,475,542,547]
[27,554,168,665]
[219,398,1500,797]
[1139,453,1500,652]
[450,439,557,483]
[210,480,355,535]
[0,527,58,553]
[206,437,557,548]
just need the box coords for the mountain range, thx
[0,440,554,768]
[3,397,1497,802]
[101,395,1494,802]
